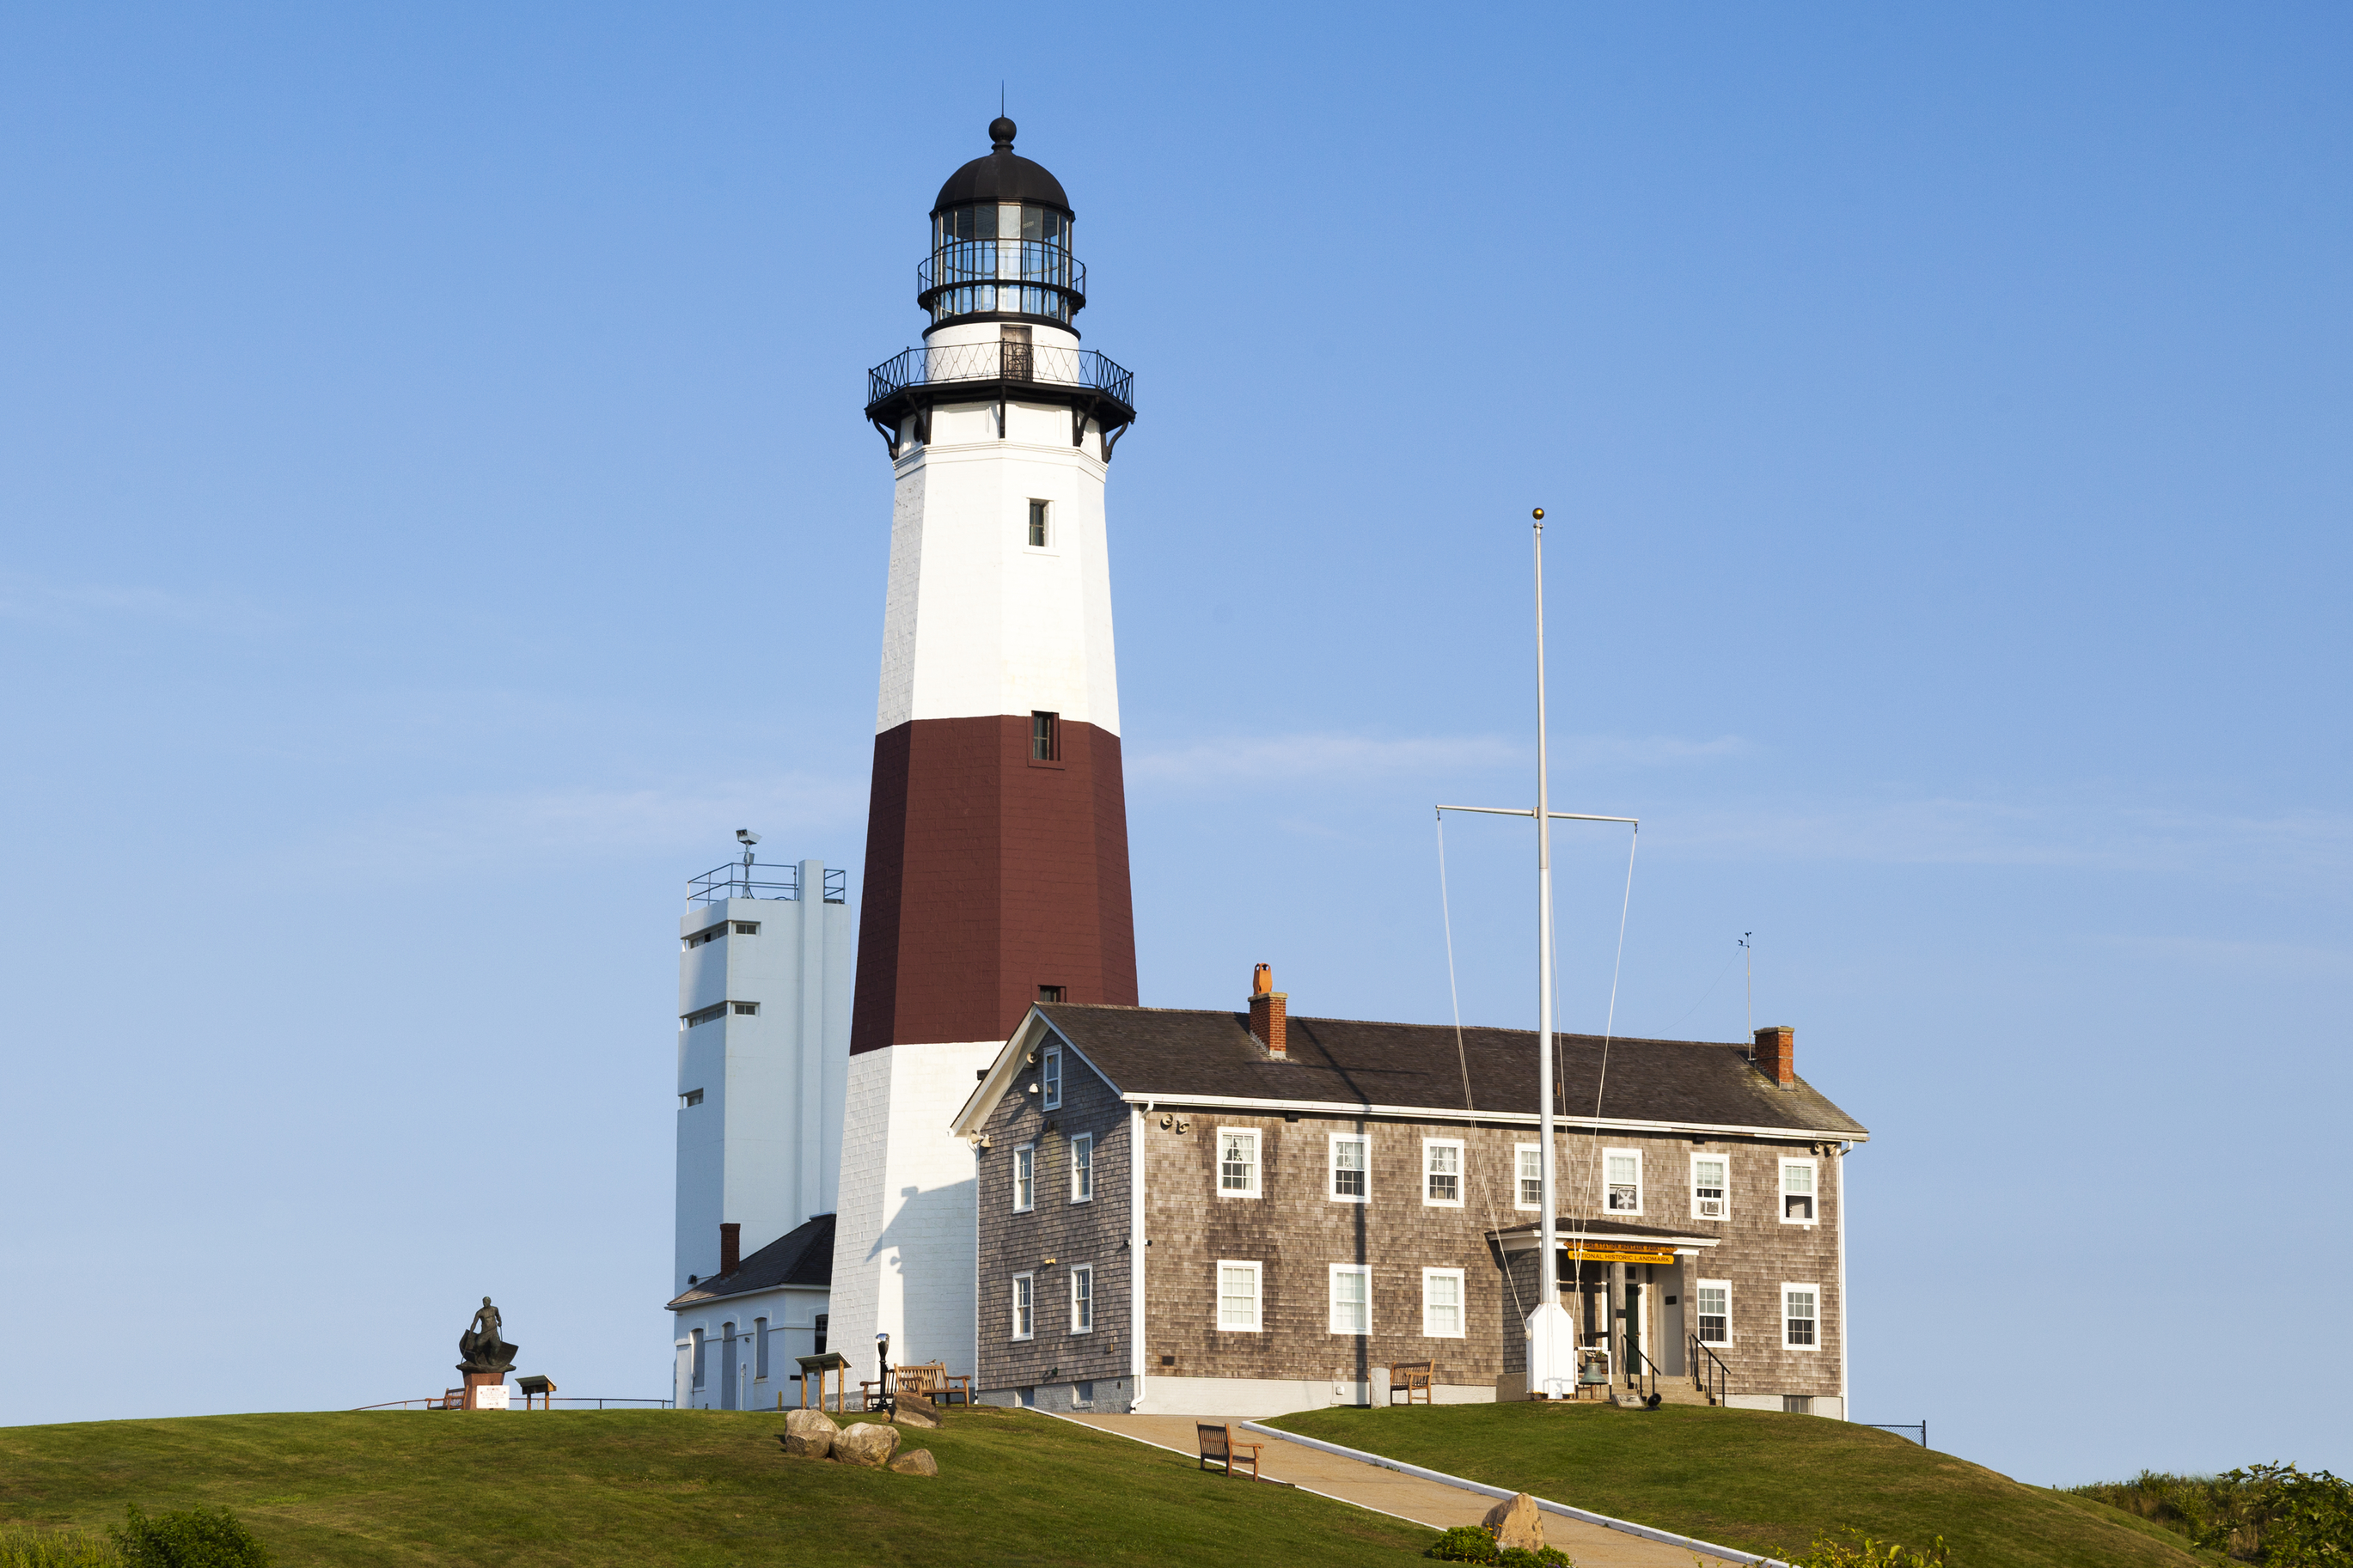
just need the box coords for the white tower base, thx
[1526,1302,1580,1401]
[828,1040,1000,1389]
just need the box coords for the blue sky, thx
[2,3,2346,1485]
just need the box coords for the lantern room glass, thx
[927,202,1077,326]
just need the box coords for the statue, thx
[457,1296,518,1374]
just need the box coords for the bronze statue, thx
[457,1296,518,1373]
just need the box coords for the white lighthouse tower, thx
[830,118,1140,1390]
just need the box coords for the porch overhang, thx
[1486,1223,1720,1263]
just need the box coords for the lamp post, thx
[874,1330,894,1416]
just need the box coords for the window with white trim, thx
[1012,1144,1035,1211]
[1028,497,1052,548]
[1011,1273,1034,1339]
[1421,1267,1466,1338]
[1070,1132,1093,1202]
[1603,1147,1643,1213]
[1783,1283,1818,1348]
[1217,1128,1260,1197]
[1695,1279,1730,1345]
[1216,1260,1262,1331]
[1516,1144,1543,1210]
[1042,1047,1062,1110]
[1329,1264,1371,1335]
[1423,1138,1464,1207]
[1781,1157,1818,1223]
[1691,1153,1728,1221]
[1329,1133,1368,1201]
[1070,1265,1094,1333]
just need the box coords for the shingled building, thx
[950,984,1868,1419]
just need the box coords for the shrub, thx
[110,1508,270,1568]
[1422,1525,1572,1565]
[1792,1529,1948,1568]
[2069,1463,2353,1562]
[0,1524,121,1568]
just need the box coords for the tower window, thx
[681,1089,704,1107]
[732,1002,759,1016]
[731,922,760,936]
[1030,711,1060,762]
[682,1004,725,1028]
[1037,985,1065,1004]
[1028,499,1050,547]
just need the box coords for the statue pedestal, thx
[461,1370,510,1410]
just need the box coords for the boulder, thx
[1482,1492,1545,1552]
[890,1392,942,1430]
[831,1421,902,1469]
[779,1407,839,1460]
[889,1449,939,1476]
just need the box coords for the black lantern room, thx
[918,118,1084,330]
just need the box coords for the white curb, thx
[1239,1421,1788,1568]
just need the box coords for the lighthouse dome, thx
[932,118,1072,217]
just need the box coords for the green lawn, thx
[0,1406,1433,1567]
[1268,1403,2217,1568]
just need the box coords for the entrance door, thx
[1623,1276,1643,1378]
[1001,325,1033,381]
[720,1321,738,1410]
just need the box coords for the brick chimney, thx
[1754,1026,1795,1088]
[1247,963,1287,1059]
[719,1221,742,1276]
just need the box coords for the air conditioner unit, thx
[1697,1199,1724,1218]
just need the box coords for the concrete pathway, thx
[1051,1411,1745,1567]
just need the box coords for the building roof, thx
[1013,1004,1868,1140]
[933,118,1073,217]
[664,1212,834,1311]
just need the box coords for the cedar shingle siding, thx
[963,1004,1867,1413]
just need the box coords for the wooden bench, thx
[1196,1423,1264,1480]
[1388,1361,1434,1406]
[894,1361,975,1408]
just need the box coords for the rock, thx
[889,1449,939,1476]
[890,1392,942,1430]
[831,1421,902,1469]
[779,1407,839,1460]
[1482,1492,1545,1552]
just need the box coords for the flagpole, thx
[1533,509,1559,1327]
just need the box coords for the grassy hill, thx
[0,1406,1432,1567]
[1268,1403,2216,1568]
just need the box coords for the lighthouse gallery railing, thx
[866,343,1134,411]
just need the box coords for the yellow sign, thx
[1560,1247,1678,1266]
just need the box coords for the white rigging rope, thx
[1434,812,1524,1323]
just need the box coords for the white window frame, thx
[1328,1264,1372,1336]
[1011,1273,1035,1340]
[1025,497,1054,552]
[1042,1046,1062,1111]
[1695,1278,1732,1346]
[1328,1132,1369,1203]
[1421,1138,1465,1208]
[1070,1132,1093,1203]
[1215,1260,1263,1333]
[1215,1127,1261,1199]
[1779,1157,1818,1225]
[1514,1143,1543,1211]
[1012,1144,1036,1212]
[1690,1151,1730,1222]
[1070,1264,1094,1334]
[1782,1282,1820,1351]
[1421,1267,1467,1339]
[1601,1146,1644,1215]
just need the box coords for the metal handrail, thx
[688,861,847,906]
[866,342,1134,410]
[1690,1333,1732,1404]
[1623,1338,1661,1403]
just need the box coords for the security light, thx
[736,829,761,846]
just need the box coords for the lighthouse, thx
[829,119,1140,1388]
